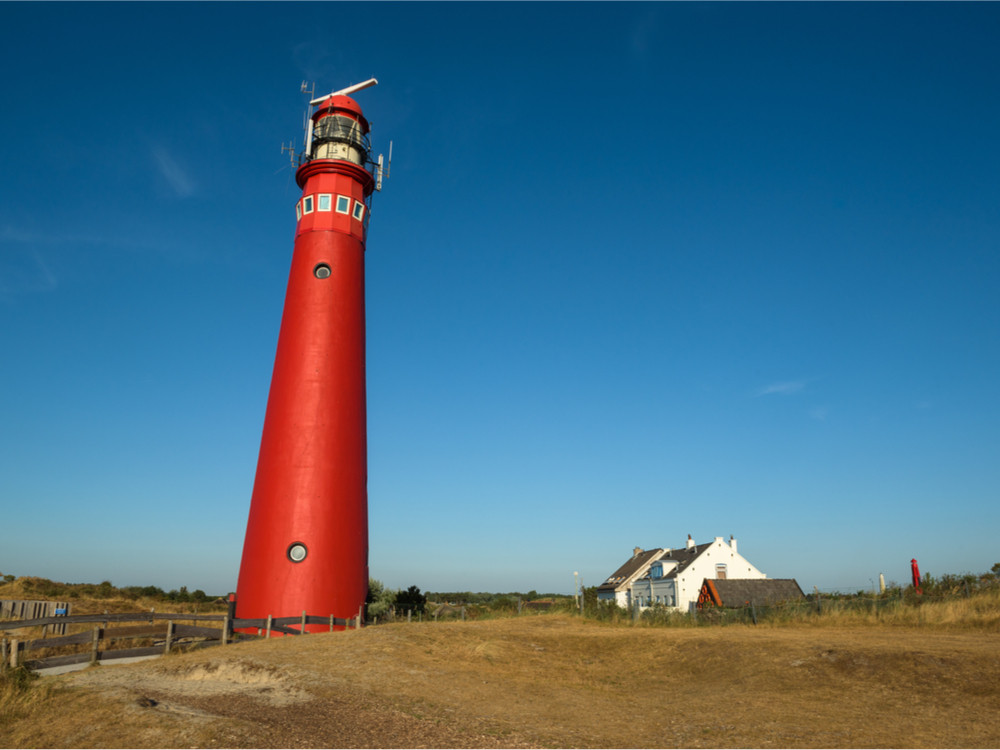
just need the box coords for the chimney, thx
[686,534,694,550]
[730,535,737,554]
[633,547,643,558]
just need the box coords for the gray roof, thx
[656,543,714,580]
[598,543,714,592]
[705,578,804,607]
[597,548,666,592]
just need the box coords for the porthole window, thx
[303,196,314,214]
[314,263,331,279]
[352,201,365,221]
[318,193,332,212]
[335,195,351,214]
[287,542,308,563]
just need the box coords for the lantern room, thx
[308,95,371,166]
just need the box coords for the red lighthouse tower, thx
[235,79,382,631]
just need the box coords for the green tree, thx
[365,578,396,620]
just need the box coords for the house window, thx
[352,200,365,221]
[716,563,728,580]
[318,194,332,211]
[303,195,314,214]
[650,563,663,579]
[336,195,351,214]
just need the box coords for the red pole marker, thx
[911,558,922,595]
[236,80,386,633]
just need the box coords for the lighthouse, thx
[235,79,381,631]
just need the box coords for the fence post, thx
[407,609,411,624]
[461,607,466,621]
[8,638,19,669]
[164,621,174,655]
[329,615,334,632]
[0,637,7,674]
[265,615,272,639]
[90,626,100,665]
[221,616,229,646]
[750,600,758,626]
[301,610,307,634]
[358,605,363,629]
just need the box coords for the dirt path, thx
[5,615,999,748]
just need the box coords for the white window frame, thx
[303,195,314,214]
[318,193,332,212]
[296,201,302,221]
[352,200,365,221]
[335,195,351,214]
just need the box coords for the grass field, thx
[3,609,999,748]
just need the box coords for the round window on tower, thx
[314,263,331,279]
[287,543,308,563]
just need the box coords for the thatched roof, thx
[700,578,804,608]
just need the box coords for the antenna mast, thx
[376,141,392,192]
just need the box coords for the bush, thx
[395,585,426,614]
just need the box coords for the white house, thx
[596,535,767,613]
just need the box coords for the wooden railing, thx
[1,609,363,672]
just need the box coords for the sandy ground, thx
[6,615,1000,748]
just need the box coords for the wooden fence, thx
[1,609,363,672]
[1,600,71,636]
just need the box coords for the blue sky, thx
[1,3,998,596]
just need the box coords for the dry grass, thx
[753,586,1000,630]
[3,613,999,748]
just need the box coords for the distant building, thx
[596,536,768,613]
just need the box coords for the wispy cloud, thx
[756,381,806,397]
[809,405,829,421]
[152,147,195,197]
[0,233,59,301]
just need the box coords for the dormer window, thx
[650,563,663,579]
